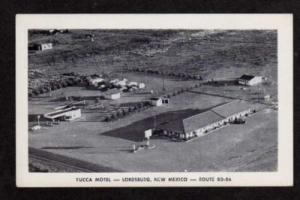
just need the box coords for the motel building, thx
[238,74,263,86]
[157,100,254,140]
[44,107,81,121]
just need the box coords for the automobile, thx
[232,118,246,124]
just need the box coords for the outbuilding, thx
[44,107,81,121]
[104,89,121,100]
[238,74,263,86]
[29,43,53,51]
[138,83,146,89]
[150,97,163,106]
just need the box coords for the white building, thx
[157,100,254,140]
[238,74,263,86]
[150,97,163,106]
[138,83,145,89]
[44,107,81,121]
[40,43,53,51]
[211,100,253,122]
[29,43,53,51]
[104,89,121,100]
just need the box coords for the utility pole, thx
[49,86,52,97]
[162,76,165,91]
[37,115,40,126]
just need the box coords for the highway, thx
[29,147,121,172]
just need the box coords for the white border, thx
[16,14,293,187]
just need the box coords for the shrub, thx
[103,116,109,122]
[38,88,44,94]
[128,107,133,112]
[33,90,39,95]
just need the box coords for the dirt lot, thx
[29,83,275,172]
[29,106,277,172]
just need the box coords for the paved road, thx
[29,147,122,172]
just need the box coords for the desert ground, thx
[28,30,277,172]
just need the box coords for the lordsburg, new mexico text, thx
[76,176,231,183]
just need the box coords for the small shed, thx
[238,74,263,86]
[104,89,121,100]
[150,97,163,106]
[138,83,146,89]
[44,107,81,121]
[29,43,53,51]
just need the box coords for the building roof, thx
[104,89,121,95]
[212,100,251,118]
[183,110,224,133]
[150,97,161,101]
[156,109,201,133]
[157,100,252,134]
[239,74,255,81]
[44,107,80,119]
[158,110,223,133]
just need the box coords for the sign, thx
[144,129,152,139]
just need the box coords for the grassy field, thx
[28,29,278,172]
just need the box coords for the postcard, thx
[16,14,293,187]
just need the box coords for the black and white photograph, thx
[16,14,293,187]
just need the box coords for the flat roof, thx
[150,97,161,100]
[212,100,251,118]
[46,107,80,118]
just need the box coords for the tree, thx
[110,114,116,120]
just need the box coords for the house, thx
[104,89,121,100]
[238,74,263,86]
[44,107,81,121]
[28,43,53,51]
[150,97,163,106]
[157,100,254,140]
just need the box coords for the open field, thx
[28,30,278,172]
[28,30,277,90]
